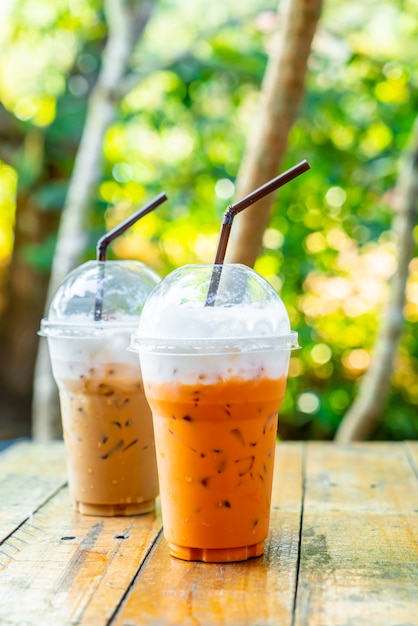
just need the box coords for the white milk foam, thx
[136,302,292,384]
[139,351,290,386]
[47,328,139,381]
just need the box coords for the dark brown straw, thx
[96,191,168,261]
[94,192,168,321]
[205,160,310,306]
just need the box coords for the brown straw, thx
[94,192,168,321]
[205,160,310,306]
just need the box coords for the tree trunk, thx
[335,116,418,442]
[32,0,156,440]
[226,0,322,266]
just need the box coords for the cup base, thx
[168,540,265,563]
[74,499,155,516]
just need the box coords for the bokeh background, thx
[0,0,417,442]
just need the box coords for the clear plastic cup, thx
[39,260,160,516]
[130,263,298,561]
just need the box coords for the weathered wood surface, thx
[294,443,418,626]
[0,441,417,626]
[114,443,304,626]
[406,440,418,475]
[0,480,162,624]
[0,441,67,542]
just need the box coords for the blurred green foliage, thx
[0,0,417,440]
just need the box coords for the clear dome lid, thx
[40,260,160,338]
[131,264,298,354]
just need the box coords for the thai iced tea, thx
[144,368,287,561]
[131,263,298,561]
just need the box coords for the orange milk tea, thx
[132,262,297,562]
[143,359,288,562]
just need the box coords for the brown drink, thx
[40,260,160,516]
[57,362,158,515]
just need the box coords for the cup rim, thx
[39,318,139,339]
[130,330,299,355]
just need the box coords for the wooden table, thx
[0,440,417,625]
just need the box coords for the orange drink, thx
[144,373,287,561]
[131,264,298,561]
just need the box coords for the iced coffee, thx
[40,260,160,516]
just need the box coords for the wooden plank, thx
[113,442,304,626]
[0,440,66,475]
[0,486,162,625]
[405,441,418,477]
[294,443,418,626]
[0,441,67,541]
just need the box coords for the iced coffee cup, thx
[40,260,161,516]
[130,263,298,561]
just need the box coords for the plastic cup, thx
[130,263,298,561]
[40,260,160,516]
